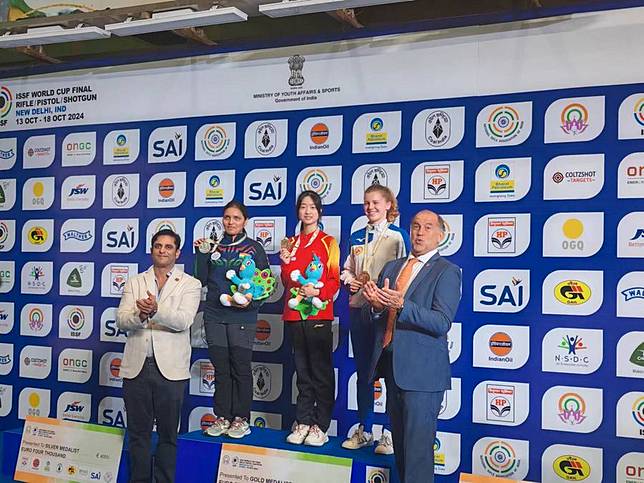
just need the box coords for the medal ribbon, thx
[361,222,390,275]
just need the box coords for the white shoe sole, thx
[286,437,306,445]
[204,429,228,437]
[304,436,329,447]
[227,429,251,439]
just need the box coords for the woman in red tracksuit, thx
[279,190,340,447]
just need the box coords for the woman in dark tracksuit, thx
[194,200,270,439]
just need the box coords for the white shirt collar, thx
[410,248,438,265]
[367,218,389,232]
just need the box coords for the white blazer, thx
[116,266,202,381]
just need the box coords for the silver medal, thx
[198,239,214,254]
[210,251,221,261]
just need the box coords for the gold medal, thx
[281,237,293,250]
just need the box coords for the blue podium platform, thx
[177,428,398,483]
[2,426,397,483]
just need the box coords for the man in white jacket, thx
[117,229,201,483]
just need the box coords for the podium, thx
[2,426,397,483]
[176,428,398,483]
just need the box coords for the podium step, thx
[177,427,398,483]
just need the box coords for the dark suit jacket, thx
[366,252,462,392]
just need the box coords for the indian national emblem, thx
[288,55,305,87]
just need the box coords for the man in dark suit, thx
[362,210,461,483]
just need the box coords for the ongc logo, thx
[555,280,591,305]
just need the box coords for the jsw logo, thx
[68,184,89,196]
[64,402,84,412]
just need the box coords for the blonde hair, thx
[364,185,399,222]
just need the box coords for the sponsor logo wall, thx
[0,64,641,482]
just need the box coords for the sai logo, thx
[474,270,530,313]
[555,280,591,305]
[103,219,138,253]
[148,125,187,163]
[480,440,520,477]
[553,455,591,481]
[560,103,589,135]
[244,168,287,207]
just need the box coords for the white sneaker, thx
[286,422,310,445]
[227,417,251,439]
[304,424,329,447]
[204,417,230,437]
[374,432,394,455]
[341,424,373,449]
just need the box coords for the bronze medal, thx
[357,272,371,284]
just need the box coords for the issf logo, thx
[484,105,523,142]
[633,97,644,128]
[0,86,13,119]
[481,440,520,476]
